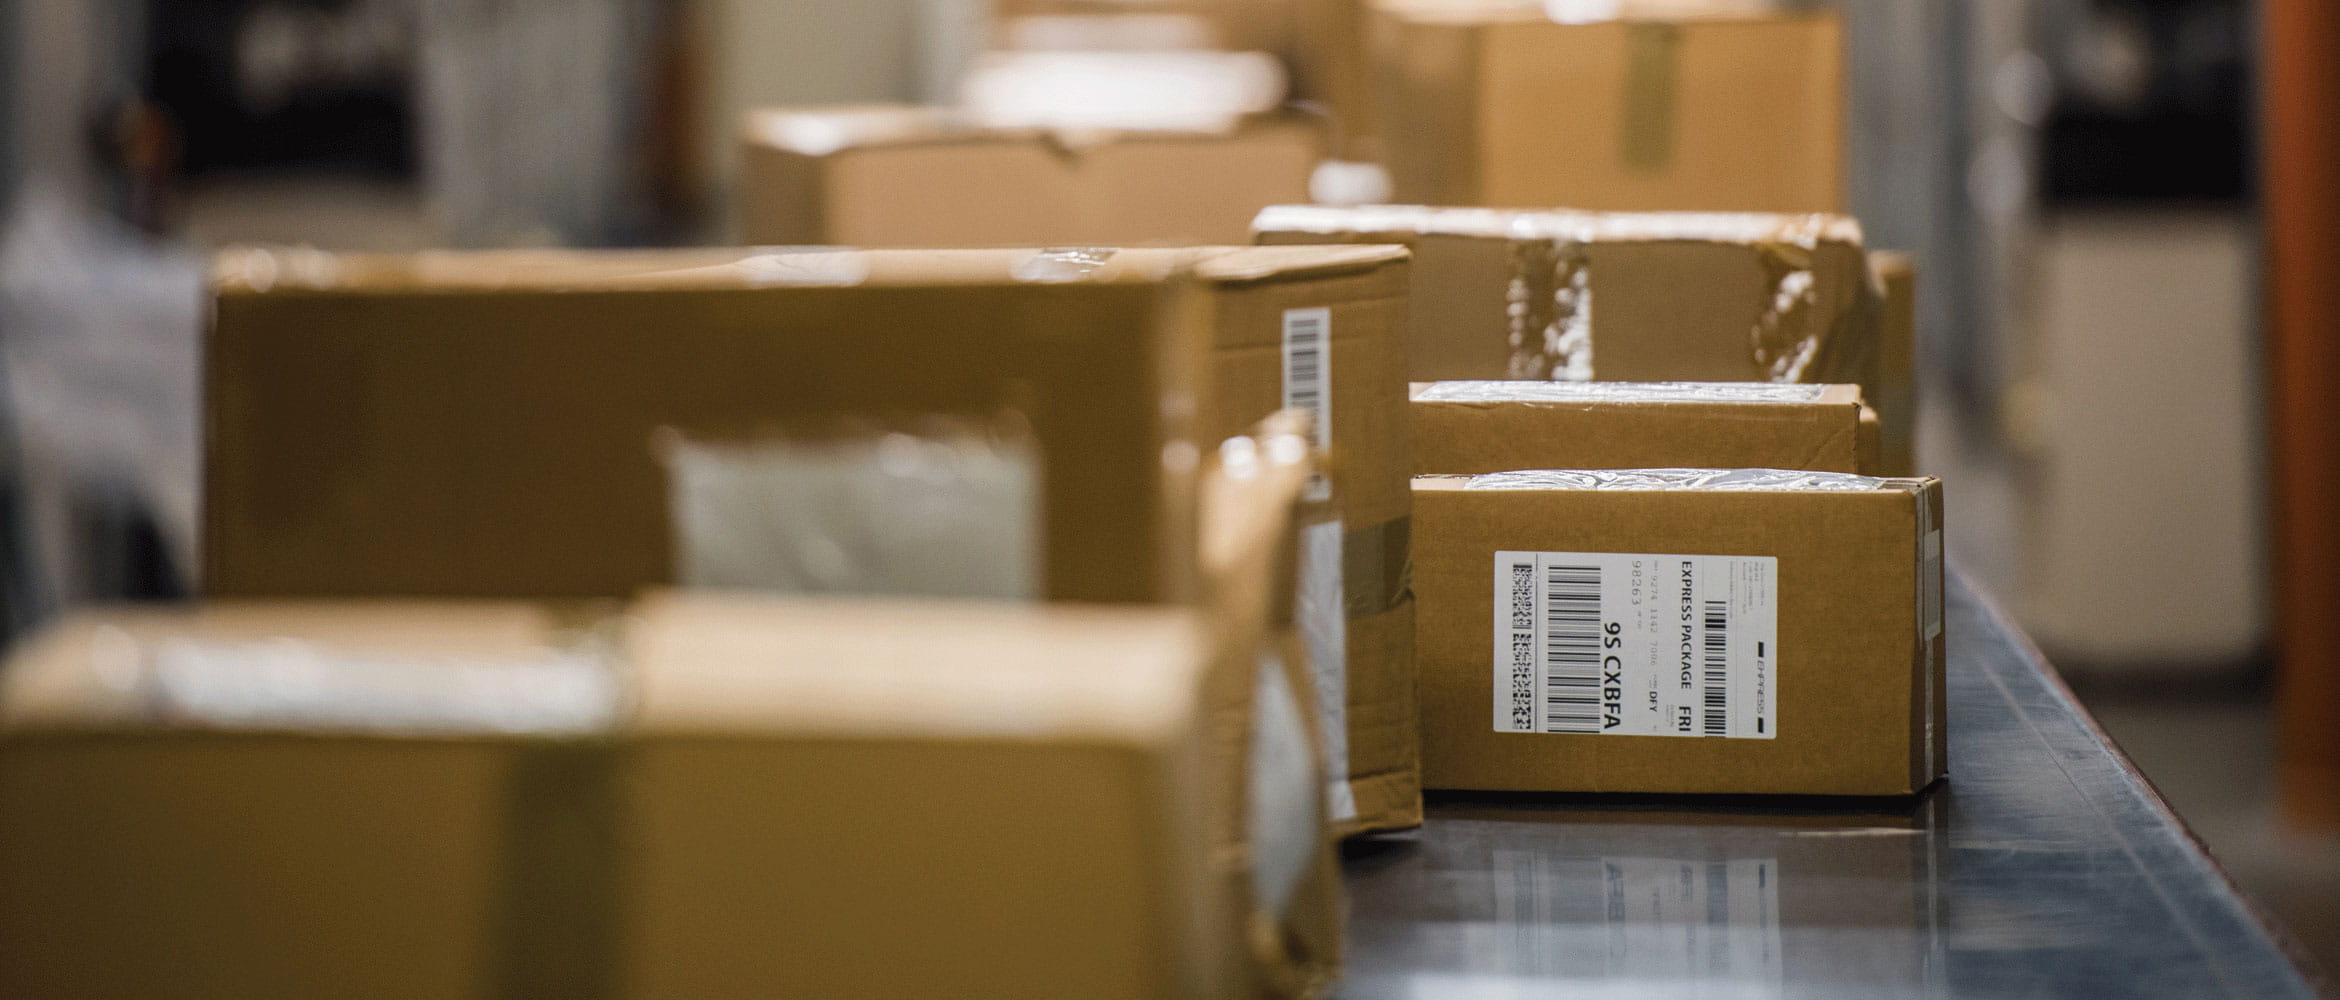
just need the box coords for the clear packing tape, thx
[658,419,1041,601]
[0,615,623,738]
[1414,380,1832,404]
[1255,204,1882,387]
[1459,468,1928,494]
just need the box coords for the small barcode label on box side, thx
[1494,552,1778,739]
[1281,307,1331,501]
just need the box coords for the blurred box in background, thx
[1410,381,1876,476]
[0,597,1242,998]
[1410,469,1944,796]
[739,107,1318,247]
[1373,6,1843,213]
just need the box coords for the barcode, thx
[1542,564,1603,734]
[1281,307,1331,501]
[1702,600,1729,736]
[1282,309,1328,425]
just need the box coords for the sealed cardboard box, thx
[738,107,1321,247]
[1411,381,1875,476]
[1412,469,1945,796]
[0,598,1245,999]
[1374,6,1844,213]
[1191,248,1419,834]
[1256,205,1881,398]
[204,242,1420,836]
[208,244,1388,606]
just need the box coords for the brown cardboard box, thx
[1192,248,1419,835]
[1374,6,1844,213]
[1412,469,1945,796]
[208,245,1370,606]
[1256,205,1881,400]
[1871,250,1919,476]
[204,242,1420,836]
[1410,381,1875,476]
[738,107,1322,247]
[622,596,1233,998]
[0,598,1241,999]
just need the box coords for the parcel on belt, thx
[1411,381,1877,477]
[1186,248,1419,834]
[1255,205,1884,426]
[0,597,1254,999]
[203,242,1421,838]
[1372,5,1844,213]
[1411,469,1945,796]
[737,106,1321,247]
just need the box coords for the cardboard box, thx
[1374,6,1844,213]
[738,107,1322,247]
[204,242,1420,836]
[1255,205,1881,397]
[1191,248,1419,835]
[0,598,1245,998]
[208,245,1380,605]
[1411,468,1945,796]
[1410,381,1875,476]
[1871,250,1919,476]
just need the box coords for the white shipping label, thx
[1493,552,1778,739]
[1281,307,1331,501]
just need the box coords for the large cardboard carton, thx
[1412,469,1945,796]
[1255,205,1881,403]
[0,599,1243,998]
[1375,6,1844,213]
[1411,381,1875,476]
[204,242,1419,836]
[738,107,1321,247]
[1192,248,1419,834]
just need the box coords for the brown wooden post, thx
[2266,0,2340,832]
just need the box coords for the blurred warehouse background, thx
[0,0,2330,966]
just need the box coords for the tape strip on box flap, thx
[660,422,1041,601]
[1414,380,1836,404]
[1459,468,1926,493]
[0,618,623,738]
